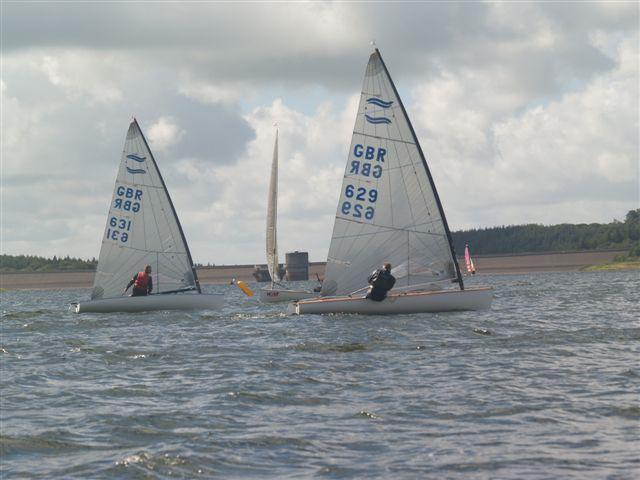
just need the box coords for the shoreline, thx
[0,249,633,291]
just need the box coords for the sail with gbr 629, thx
[321,50,460,297]
[290,49,492,315]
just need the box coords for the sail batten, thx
[320,49,462,297]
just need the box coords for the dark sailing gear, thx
[366,268,396,301]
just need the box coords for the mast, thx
[133,118,202,293]
[266,127,279,285]
[374,48,465,290]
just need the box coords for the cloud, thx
[410,32,638,228]
[146,116,185,153]
[1,2,637,263]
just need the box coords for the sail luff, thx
[373,49,465,290]
[132,118,202,294]
[266,129,280,282]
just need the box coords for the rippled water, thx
[1,271,638,479]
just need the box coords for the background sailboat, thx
[289,49,492,315]
[259,129,315,302]
[74,119,223,313]
[465,243,477,275]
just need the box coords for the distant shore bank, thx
[0,249,633,291]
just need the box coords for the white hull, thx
[259,287,316,303]
[73,293,224,313]
[287,287,492,315]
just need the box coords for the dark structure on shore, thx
[284,251,309,281]
[252,251,310,282]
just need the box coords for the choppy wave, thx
[1,272,638,478]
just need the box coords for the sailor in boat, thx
[123,265,153,297]
[365,263,396,301]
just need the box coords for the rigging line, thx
[121,181,167,191]
[351,132,416,147]
[412,230,449,264]
[108,244,190,255]
[159,248,190,275]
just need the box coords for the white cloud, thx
[178,80,245,105]
[410,33,638,228]
[40,51,125,104]
[147,116,186,153]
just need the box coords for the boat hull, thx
[287,287,492,315]
[259,287,316,303]
[73,294,224,313]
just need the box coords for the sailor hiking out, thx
[365,263,396,301]
[123,265,153,296]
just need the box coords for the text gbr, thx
[106,185,143,243]
[342,143,386,221]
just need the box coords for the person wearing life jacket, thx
[366,262,396,301]
[123,265,153,296]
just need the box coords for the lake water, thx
[1,270,638,479]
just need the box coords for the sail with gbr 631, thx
[73,119,223,313]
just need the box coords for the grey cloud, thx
[3,2,632,95]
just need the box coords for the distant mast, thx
[266,128,280,284]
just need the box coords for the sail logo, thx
[365,114,392,125]
[366,97,393,109]
[125,154,147,174]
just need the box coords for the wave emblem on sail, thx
[366,98,393,108]
[126,167,146,174]
[126,154,147,162]
[364,114,392,125]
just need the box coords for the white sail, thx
[321,50,462,297]
[91,120,200,300]
[265,130,280,283]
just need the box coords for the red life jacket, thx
[134,271,150,290]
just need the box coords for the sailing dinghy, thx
[259,129,315,303]
[73,119,223,313]
[465,243,477,275]
[288,49,492,315]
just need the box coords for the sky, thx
[1,1,638,265]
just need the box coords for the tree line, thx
[1,210,638,272]
[0,255,98,273]
[452,209,639,257]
